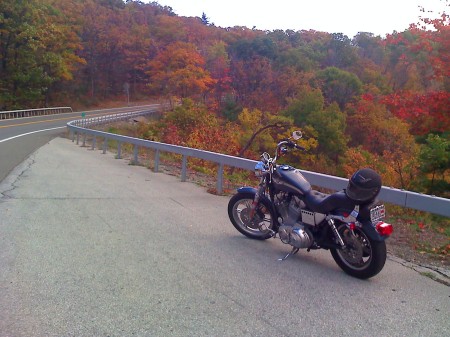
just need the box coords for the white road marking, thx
[0,126,65,143]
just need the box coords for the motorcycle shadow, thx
[222,235,382,285]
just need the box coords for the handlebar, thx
[272,140,305,163]
[255,131,306,177]
[256,138,306,178]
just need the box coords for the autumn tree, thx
[352,32,385,66]
[381,91,450,136]
[346,96,419,188]
[383,11,449,92]
[146,41,215,101]
[324,33,358,69]
[154,98,239,156]
[0,0,83,109]
[151,15,187,47]
[235,108,292,159]
[205,41,232,108]
[77,0,120,99]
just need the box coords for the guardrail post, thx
[132,145,139,165]
[154,150,160,172]
[117,142,122,159]
[181,155,187,182]
[217,163,224,194]
[82,133,86,147]
[103,137,108,154]
[76,132,80,145]
[91,137,96,150]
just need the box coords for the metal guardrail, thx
[0,107,73,119]
[67,110,450,218]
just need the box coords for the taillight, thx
[376,222,393,236]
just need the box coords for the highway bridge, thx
[0,106,449,336]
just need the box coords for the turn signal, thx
[376,222,393,236]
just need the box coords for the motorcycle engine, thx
[274,193,304,226]
[279,224,313,249]
[275,193,313,249]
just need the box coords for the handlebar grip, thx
[295,144,306,151]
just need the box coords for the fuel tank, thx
[272,165,311,195]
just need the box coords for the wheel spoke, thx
[231,198,272,236]
[337,227,372,270]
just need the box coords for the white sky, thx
[154,0,448,37]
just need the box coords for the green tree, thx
[201,12,209,25]
[311,103,348,162]
[276,48,315,72]
[282,87,324,126]
[230,36,278,61]
[316,67,363,109]
[283,87,348,162]
[418,134,450,196]
[221,94,242,121]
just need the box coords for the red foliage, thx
[162,124,185,146]
[380,91,450,135]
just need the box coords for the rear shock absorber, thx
[328,219,345,247]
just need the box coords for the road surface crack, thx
[0,154,36,201]
[388,254,450,286]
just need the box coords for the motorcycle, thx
[227,131,393,279]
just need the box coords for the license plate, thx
[370,205,386,222]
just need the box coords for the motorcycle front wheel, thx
[330,224,387,279]
[227,192,275,240]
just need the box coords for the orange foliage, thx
[147,42,216,98]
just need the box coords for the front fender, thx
[235,187,278,223]
[237,186,258,195]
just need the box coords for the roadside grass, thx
[386,206,449,265]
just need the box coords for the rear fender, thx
[359,220,387,241]
[334,207,388,242]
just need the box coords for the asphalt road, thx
[0,137,448,337]
[0,105,158,182]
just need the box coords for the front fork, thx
[249,182,266,219]
[247,182,277,237]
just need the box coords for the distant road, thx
[0,105,158,182]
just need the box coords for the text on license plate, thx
[370,205,386,222]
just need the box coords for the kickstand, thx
[278,247,299,261]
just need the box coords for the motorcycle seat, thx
[305,190,356,214]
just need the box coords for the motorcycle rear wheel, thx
[330,224,387,279]
[228,192,275,240]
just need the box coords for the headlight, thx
[255,169,264,177]
[254,161,267,177]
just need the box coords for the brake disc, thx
[240,207,263,229]
[341,232,364,265]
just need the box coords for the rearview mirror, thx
[292,131,302,140]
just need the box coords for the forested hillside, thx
[1,0,448,196]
